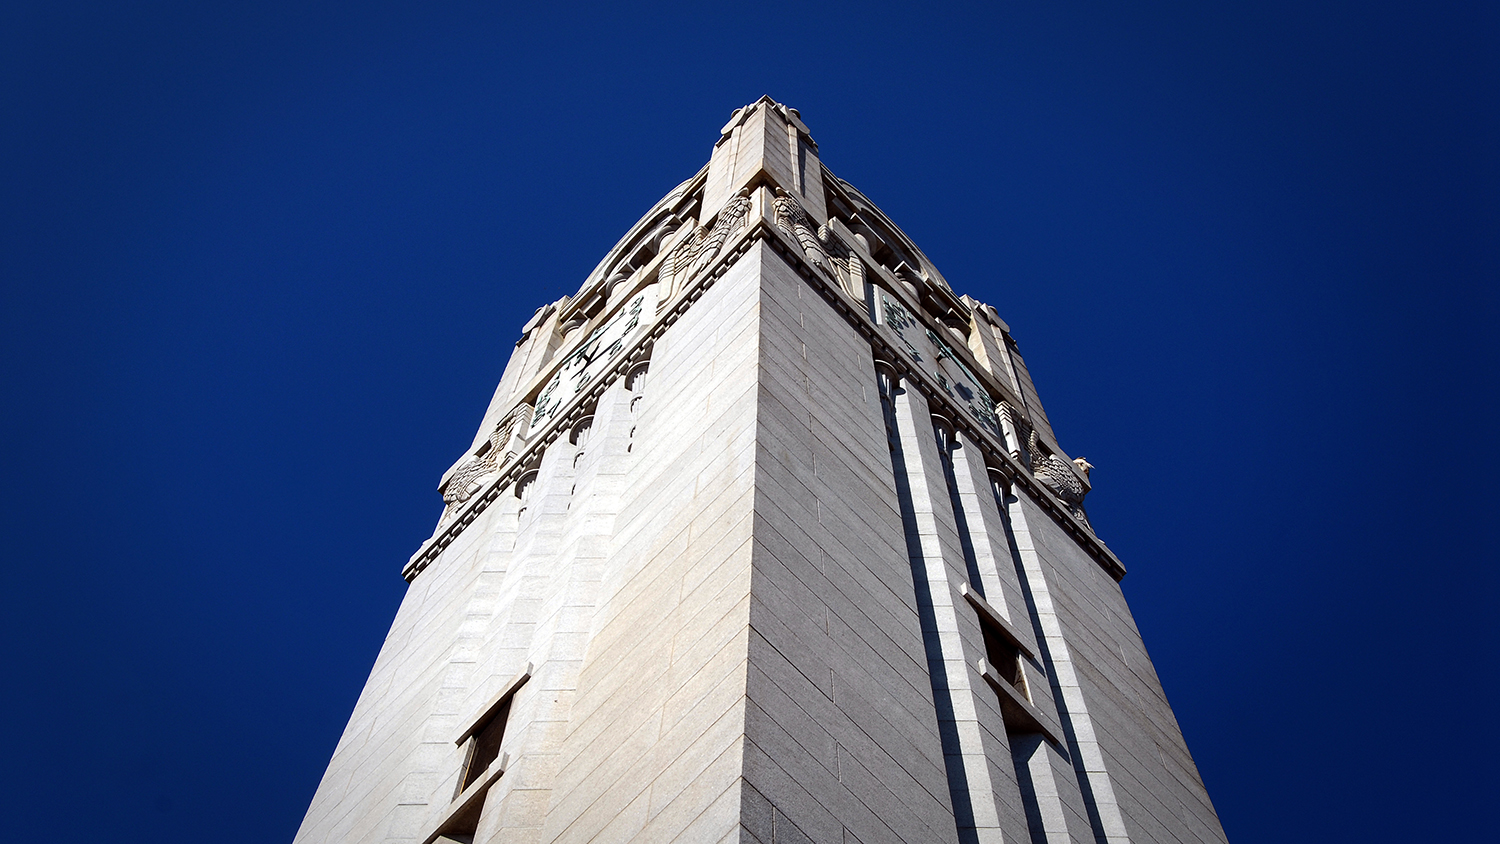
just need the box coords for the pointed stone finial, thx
[720,96,812,143]
[704,97,825,226]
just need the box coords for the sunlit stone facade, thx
[295,97,1228,844]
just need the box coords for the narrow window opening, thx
[458,696,510,794]
[982,623,1030,703]
[428,670,530,844]
[964,582,1054,745]
[436,699,510,842]
[971,604,1058,745]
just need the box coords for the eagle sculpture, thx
[1028,430,1094,529]
[659,189,753,300]
[437,410,523,525]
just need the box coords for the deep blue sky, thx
[2,2,1495,841]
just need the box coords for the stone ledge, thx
[418,751,508,844]
[977,658,1062,747]
[456,664,532,745]
[959,582,1035,662]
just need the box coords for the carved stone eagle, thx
[1028,430,1094,529]
[438,409,524,524]
[659,189,752,298]
[772,187,829,269]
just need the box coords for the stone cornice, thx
[405,219,1125,584]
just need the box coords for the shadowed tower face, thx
[294,97,1229,844]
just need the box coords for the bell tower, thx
[295,98,1227,844]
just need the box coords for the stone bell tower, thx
[294,97,1228,844]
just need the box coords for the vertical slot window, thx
[458,696,510,794]
[962,584,1059,744]
[421,668,530,844]
[981,621,1030,704]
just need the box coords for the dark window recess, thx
[975,612,1058,741]
[432,692,516,844]
[982,623,1030,703]
[436,800,481,844]
[962,583,1054,740]
[459,697,511,793]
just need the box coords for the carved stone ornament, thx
[772,188,829,270]
[659,190,753,304]
[771,188,863,295]
[1027,429,1093,529]
[437,406,529,526]
[996,400,1024,460]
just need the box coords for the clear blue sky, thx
[2,2,1495,841]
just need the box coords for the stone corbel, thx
[893,261,921,298]
[931,412,958,454]
[873,359,903,402]
[602,265,632,298]
[939,307,970,343]
[558,312,588,341]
